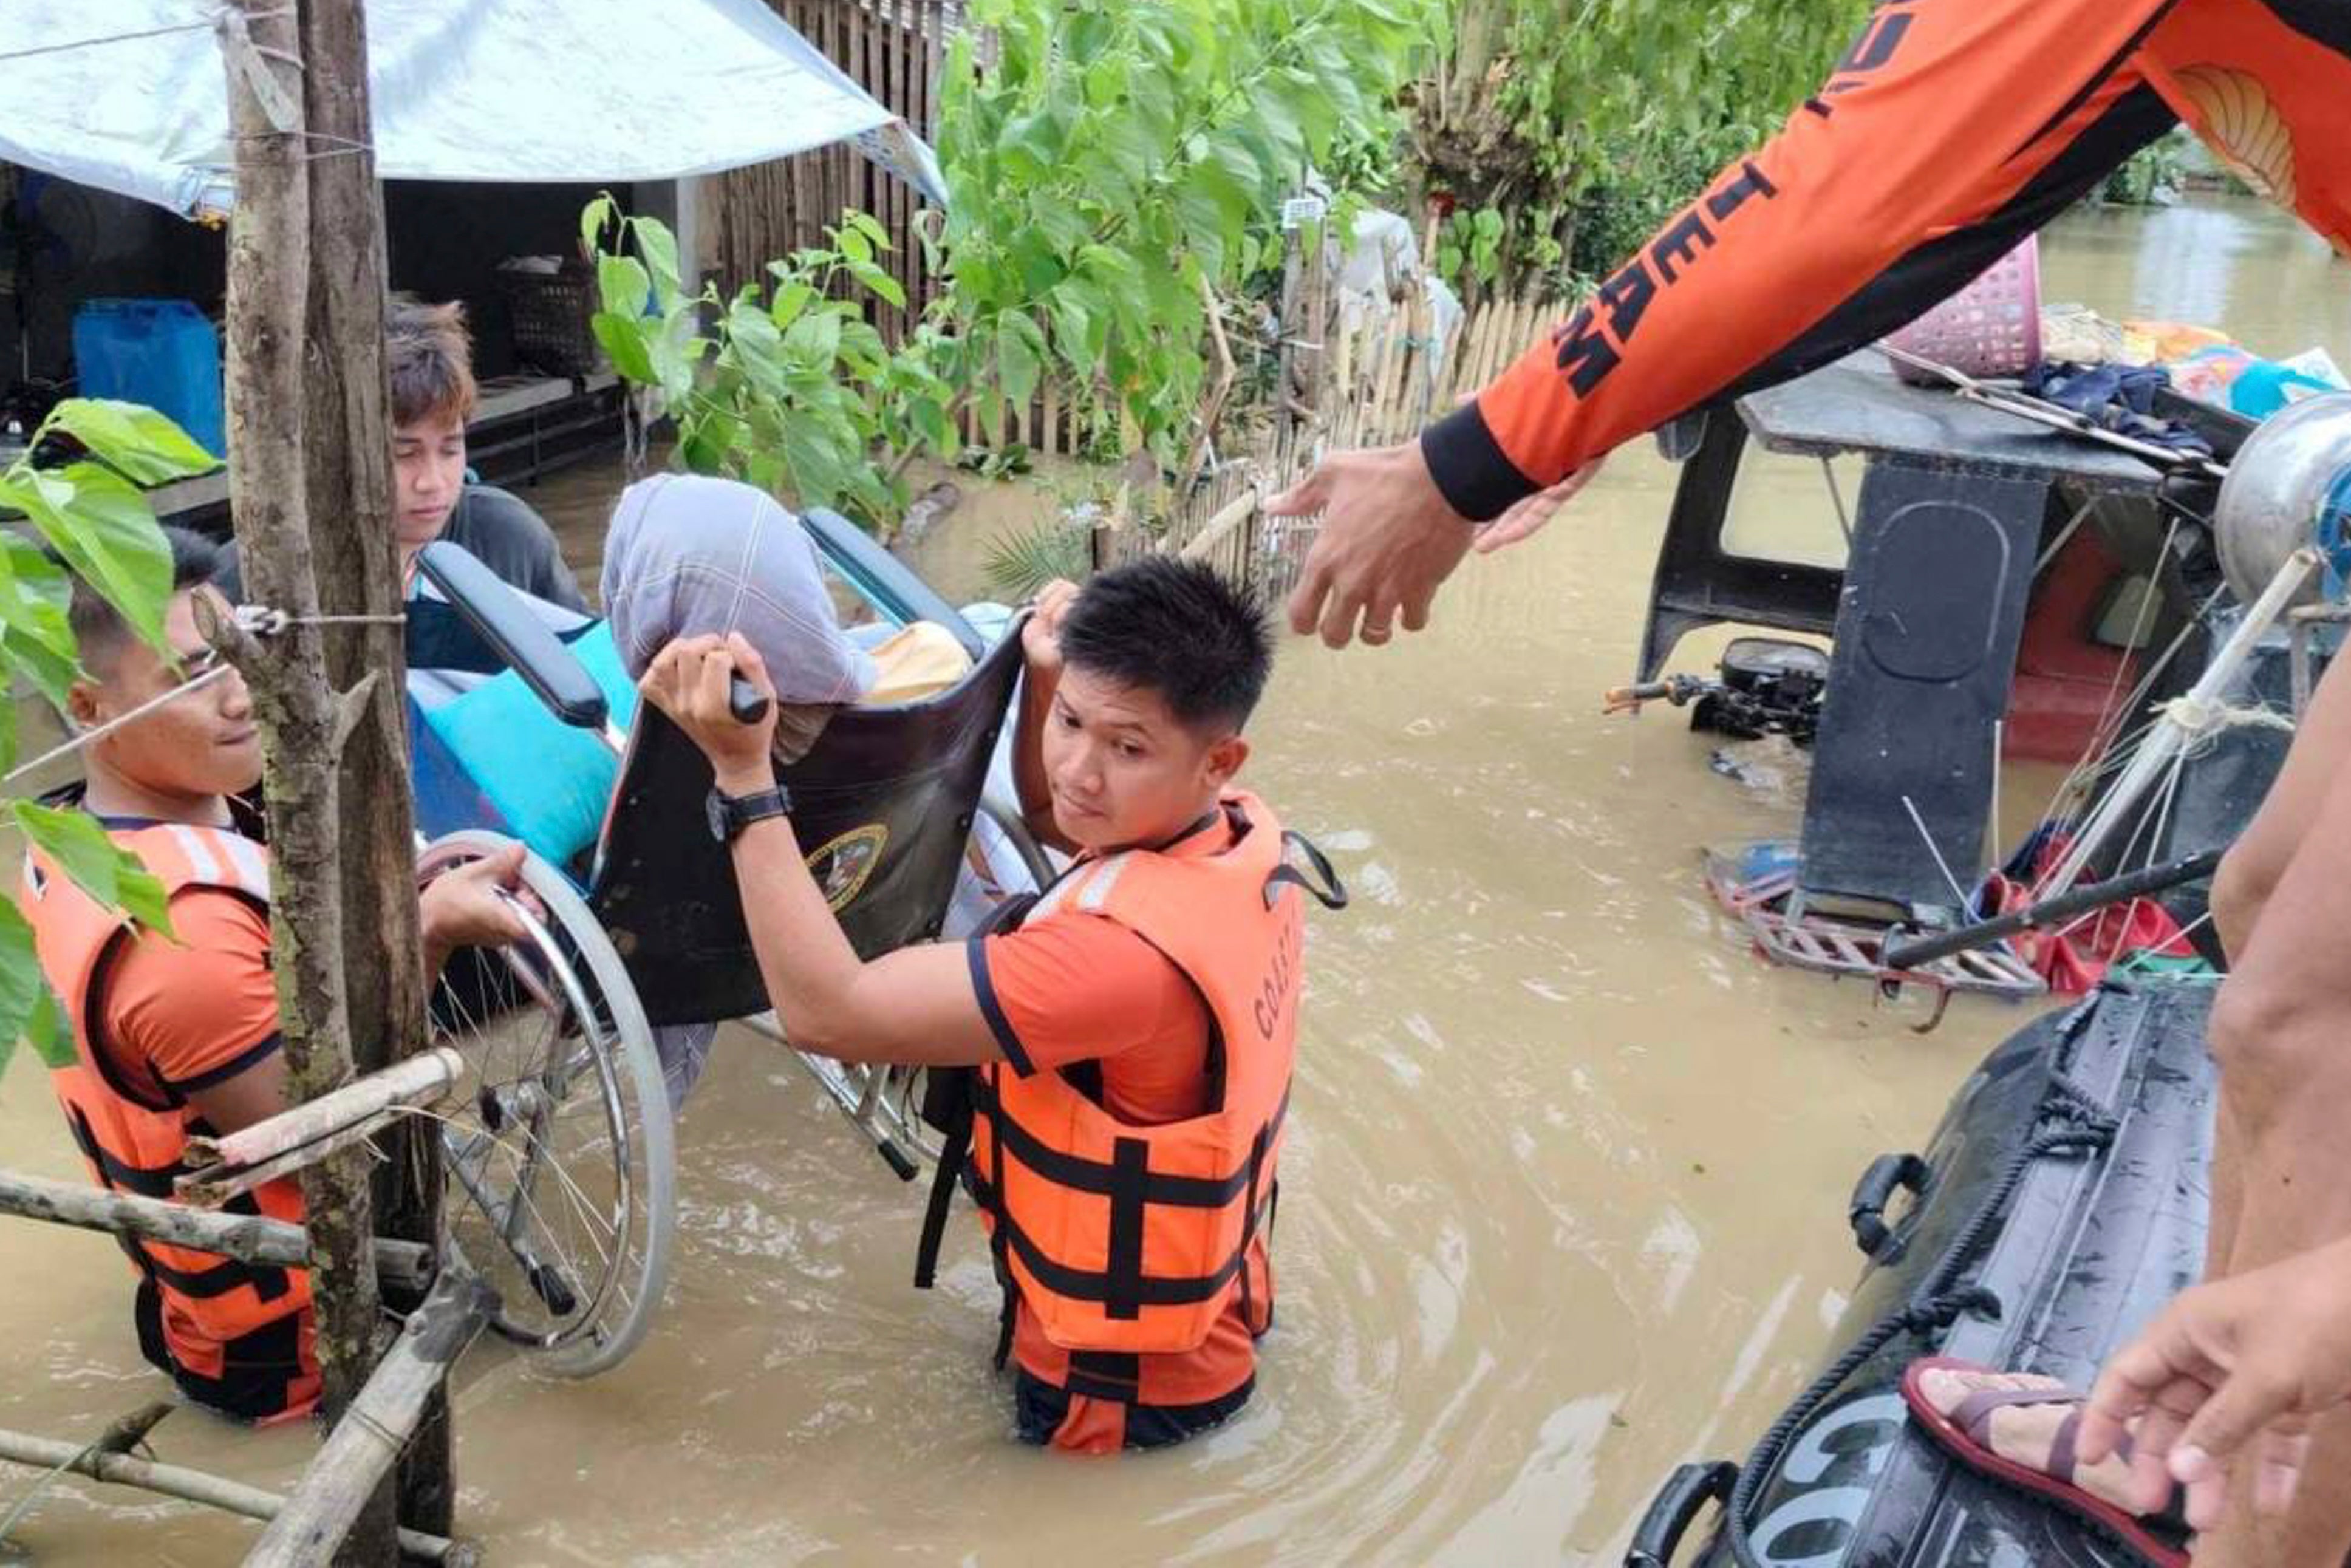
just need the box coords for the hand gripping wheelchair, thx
[404,511,1045,1377]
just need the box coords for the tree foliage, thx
[1413,0,1869,295]
[584,197,959,527]
[930,0,1441,462]
[0,401,205,1077]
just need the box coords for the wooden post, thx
[219,2,394,1561]
[246,1270,497,1568]
[290,0,456,1542]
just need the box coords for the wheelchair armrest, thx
[415,541,609,729]
[800,506,985,659]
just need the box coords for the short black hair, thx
[53,524,223,672]
[1057,556,1272,732]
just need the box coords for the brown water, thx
[1,195,2341,1566]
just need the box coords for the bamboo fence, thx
[702,0,966,344]
[1100,283,1569,602]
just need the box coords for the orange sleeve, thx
[104,889,282,1100]
[971,911,1207,1077]
[1420,0,2182,519]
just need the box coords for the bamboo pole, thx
[245,1270,497,1568]
[0,1427,473,1564]
[1178,487,1261,565]
[0,1171,432,1292]
[178,1049,461,1205]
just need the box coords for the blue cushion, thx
[420,624,640,867]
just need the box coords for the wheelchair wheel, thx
[417,831,675,1377]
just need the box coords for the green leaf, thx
[779,415,850,510]
[0,898,49,1068]
[579,192,619,259]
[837,225,874,265]
[845,210,891,251]
[590,311,657,384]
[847,259,906,310]
[22,983,71,1071]
[782,309,842,368]
[769,279,816,330]
[596,253,653,319]
[16,463,173,654]
[995,314,1043,408]
[634,216,683,305]
[13,803,174,936]
[679,408,743,476]
[44,400,220,480]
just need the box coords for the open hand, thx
[2079,1236,2351,1529]
[1268,440,1475,649]
[641,632,781,793]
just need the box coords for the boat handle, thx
[1849,1151,1930,1263]
[1623,1459,1738,1567]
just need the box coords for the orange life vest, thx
[921,794,1342,1369]
[22,818,318,1419]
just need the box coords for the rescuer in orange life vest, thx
[638,556,1344,1453]
[25,525,531,1423]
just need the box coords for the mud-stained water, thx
[1,195,2341,1566]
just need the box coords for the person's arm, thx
[642,631,1006,1066]
[114,856,535,1138]
[1011,579,1080,855]
[1275,0,2181,646]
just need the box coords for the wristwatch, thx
[706,782,793,845]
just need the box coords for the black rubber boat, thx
[1628,978,2214,1567]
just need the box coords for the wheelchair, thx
[403,510,1046,1378]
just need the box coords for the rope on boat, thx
[1722,1038,2121,1568]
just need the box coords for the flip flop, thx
[1900,1355,2191,1568]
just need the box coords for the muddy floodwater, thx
[2,195,2342,1566]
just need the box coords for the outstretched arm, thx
[1277,0,2180,647]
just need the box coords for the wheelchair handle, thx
[728,675,771,726]
[1848,1151,1930,1263]
[1625,1460,1738,1567]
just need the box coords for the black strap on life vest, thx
[913,892,1037,1294]
[1263,830,1348,911]
[64,1106,291,1304]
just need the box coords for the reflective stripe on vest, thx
[966,793,1307,1358]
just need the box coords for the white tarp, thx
[0,0,945,219]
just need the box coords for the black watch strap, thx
[707,782,793,844]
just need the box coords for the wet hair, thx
[387,298,476,428]
[52,524,222,674]
[1057,556,1272,733]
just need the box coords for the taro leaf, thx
[43,400,219,483]
[13,802,175,936]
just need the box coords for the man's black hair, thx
[51,524,223,673]
[1057,556,1272,732]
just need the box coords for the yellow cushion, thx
[862,621,973,706]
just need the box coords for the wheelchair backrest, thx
[588,625,1028,1028]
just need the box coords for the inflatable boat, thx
[1628,978,2213,1567]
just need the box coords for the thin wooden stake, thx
[0,1427,473,1565]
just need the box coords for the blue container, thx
[71,299,227,458]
